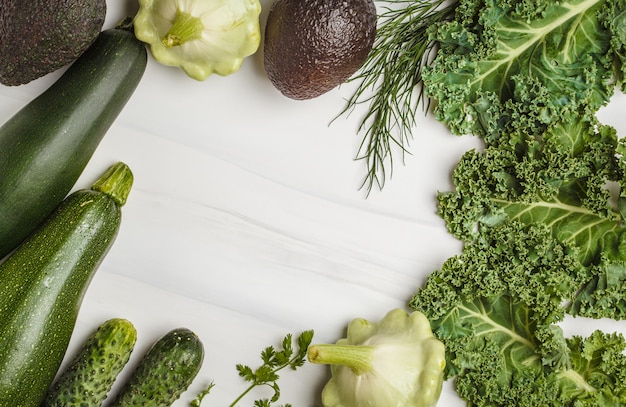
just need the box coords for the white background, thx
[1,0,625,405]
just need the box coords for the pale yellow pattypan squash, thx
[133,0,261,80]
[308,308,446,407]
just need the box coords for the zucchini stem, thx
[91,162,134,206]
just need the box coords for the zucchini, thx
[0,22,146,260]
[42,318,138,407]
[0,162,134,407]
[110,328,205,406]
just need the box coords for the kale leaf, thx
[423,0,625,140]
[438,115,624,265]
[435,112,626,319]
[410,222,626,406]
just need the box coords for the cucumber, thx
[0,162,134,407]
[110,328,205,407]
[0,22,146,260]
[42,318,138,407]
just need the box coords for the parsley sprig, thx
[191,330,314,407]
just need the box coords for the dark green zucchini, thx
[110,328,205,406]
[0,162,134,407]
[42,318,138,407]
[0,22,146,260]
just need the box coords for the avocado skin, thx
[264,0,376,100]
[0,0,106,86]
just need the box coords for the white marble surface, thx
[1,1,626,405]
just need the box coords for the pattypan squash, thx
[133,0,261,80]
[308,308,446,407]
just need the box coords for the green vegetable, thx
[110,328,204,406]
[192,330,314,407]
[42,318,137,407]
[410,222,626,406]
[435,111,626,320]
[307,309,445,407]
[133,0,262,80]
[0,22,147,260]
[0,162,134,407]
[423,0,625,140]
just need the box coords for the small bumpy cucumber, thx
[110,328,204,406]
[42,318,137,407]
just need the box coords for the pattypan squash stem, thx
[161,10,204,47]
[308,344,375,375]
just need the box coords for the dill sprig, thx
[341,0,458,192]
[190,330,314,407]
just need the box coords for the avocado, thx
[263,0,377,100]
[0,0,106,86]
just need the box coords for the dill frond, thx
[341,0,458,193]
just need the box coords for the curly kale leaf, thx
[410,222,585,396]
[423,0,625,139]
[448,329,626,406]
[605,0,626,90]
[413,222,586,325]
[569,260,626,318]
[437,114,626,318]
[439,115,624,266]
[410,223,626,406]
[559,330,626,404]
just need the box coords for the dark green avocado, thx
[263,0,377,100]
[0,0,106,86]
